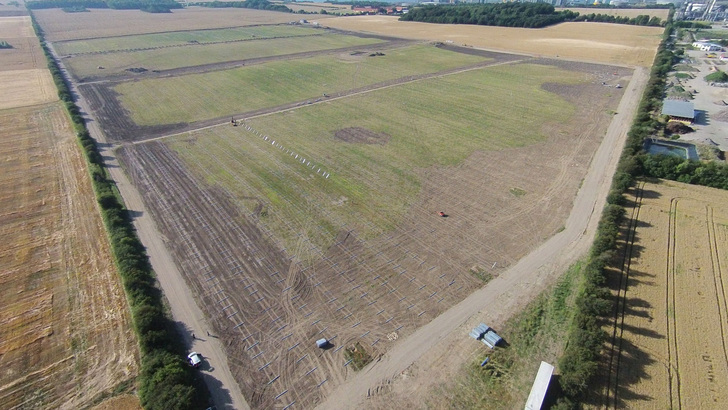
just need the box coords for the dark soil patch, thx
[335,127,391,145]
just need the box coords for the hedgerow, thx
[554,9,677,405]
[29,13,208,410]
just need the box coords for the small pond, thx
[644,139,699,161]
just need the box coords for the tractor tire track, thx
[666,197,681,409]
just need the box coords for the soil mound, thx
[335,127,390,145]
[666,121,694,134]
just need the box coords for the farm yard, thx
[600,179,728,408]
[34,6,654,409]
[0,15,138,409]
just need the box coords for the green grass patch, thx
[168,63,577,260]
[65,33,384,79]
[705,70,728,83]
[55,25,322,55]
[509,187,527,197]
[673,64,699,72]
[344,342,372,371]
[115,44,490,126]
[673,72,691,79]
[428,260,584,409]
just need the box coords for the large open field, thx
[0,16,47,71]
[321,16,663,67]
[600,179,728,408]
[114,55,628,408]
[0,15,139,410]
[62,29,385,80]
[35,7,657,408]
[33,7,334,42]
[112,44,490,126]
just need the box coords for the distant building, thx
[662,100,695,124]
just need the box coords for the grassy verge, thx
[30,12,209,410]
[429,261,584,408]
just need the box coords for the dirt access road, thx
[318,66,650,409]
[46,44,250,410]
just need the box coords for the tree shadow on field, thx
[610,338,655,407]
[639,188,662,199]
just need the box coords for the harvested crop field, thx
[0,16,47,71]
[0,102,139,409]
[33,7,334,42]
[600,179,728,408]
[321,16,663,67]
[0,14,138,409]
[115,58,629,408]
[0,69,56,109]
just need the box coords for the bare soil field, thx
[320,16,663,67]
[561,7,670,20]
[33,7,335,42]
[0,102,139,409]
[115,58,629,409]
[599,179,728,408]
[0,69,57,109]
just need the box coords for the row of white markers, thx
[239,122,331,179]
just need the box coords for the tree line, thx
[190,0,292,13]
[30,13,209,410]
[555,8,728,405]
[399,3,663,29]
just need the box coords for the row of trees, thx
[27,0,182,13]
[30,14,208,410]
[554,12,677,405]
[191,0,291,13]
[399,3,663,29]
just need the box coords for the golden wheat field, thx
[320,16,663,67]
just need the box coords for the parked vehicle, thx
[188,352,202,368]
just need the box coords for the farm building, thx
[662,100,695,124]
[692,41,723,52]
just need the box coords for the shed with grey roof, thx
[662,100,695,124]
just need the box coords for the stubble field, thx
[33,7,335,42]
[601,179,728,408]
[320,16,663,67]
[0,15,138,410]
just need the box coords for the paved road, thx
[318,66,650,409]
[46,44,250,410]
